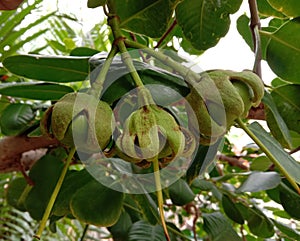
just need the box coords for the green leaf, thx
[168,179,195,206]
[266,186,281,204]
[271,84,300,134]
[176,0,242,51]
[3,55,89,82]
[257,0,286,18]
[6,178,28,211]
[237,14,275,59]
[70,178,124,226]
[271,77,291,87]
[87,0,106,8]
[90,56,189,104]
[250,156,272,171]
[0,82,74,100]
[186,139,222,185]
[236,171,281,193]
[246,207,274,238]
[272,219,300,239]
[0,103,35,136]
[109,210,132,241]
[202,212,242,241]
[267,0,300,17]
[266,18,300,83]
[52,169,94,217]
[279,182,300,220]
[263,91,292,149]
[70,47,100,56]
[132,193,159,225]
[248,122,300,184]
[109,0,175,38]
[25,150,66,220]
[236,14,253,51]
[222,195,244,225]
[128,220,178,241]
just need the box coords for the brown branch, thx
[0,136,59,173]
[248,0,265,120]
[247,102,265,120]
[289,146,300,155]
[0,0,24,10]
[248,0,262,78]
[154,19,177,49]
[217,154,250,170]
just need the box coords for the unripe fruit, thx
[186,70,264,145]
[41,92,114,153]
[115,89,196,168]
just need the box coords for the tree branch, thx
[248,0,262,77]
[0,136,59,173]
[217,154,250,170]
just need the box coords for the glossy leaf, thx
[202,212,242,241]
[237,14,276,59]
[263,92,292,149]
[132,193,159,225]
[87,0,106,8]
[109,210,132,241]
[271,84,300,134]
[266,18,300,83]
[236,171,281,193]
[6,177,28,211]
[279,182,300,220]
[176,0,242,51]
[222,195,244,225]
[272,219,300,239]
[108,0,174,38]
[271,77,291,87]
[257,0,286,18]
[186,139,222,184]
[90,57,189,104]
[250,156,272,171]
[267,0,300,17]
[25,150,66,220]
[128,220,178,241]
[3,55,89,82]
[249,122,300,184]
[0,82,74,100]
[70,178,124,226]
[70,47,100,56]
[52,169,94,217]
[247,207,274,238]
[0,103,35,136]
[168,179,195,206]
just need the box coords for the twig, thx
[154,19,177,48]
[217,154,250,170]
[248,0,262,77]
[34,147,76,239]
[130,32,148,63]
[289,146,300,155]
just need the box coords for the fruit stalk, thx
[88,46,118,99]
[153,156,171,241]
[236,118,300,195]
[34,147,76,239]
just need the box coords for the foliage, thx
[1,0,300,241]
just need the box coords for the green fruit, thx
[186,70,264,145]
[116,89,196,167]
[41,92,114,153]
